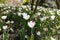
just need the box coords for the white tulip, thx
[17,12,22,16]
[10,21,14,24]
[22,13,30,20]
[43,28,48,31]
[3,25,8,30]
[50,15,55,20]
[25,35,28,38]
[50,37,56,40]
[1,16,7,20]
[23,15,30,20]
[36,31,41,36]
[28,21,36,28]
[40,16,48,21]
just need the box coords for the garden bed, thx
[0,4,60,40]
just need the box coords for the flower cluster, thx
[0,5,60,40]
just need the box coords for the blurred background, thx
[0,0,60,9]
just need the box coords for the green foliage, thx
[0,4,60,40]
[22,0,29,5]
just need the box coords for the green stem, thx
[3,31,9,40]
[31,0,34,10]
[33,0,40,14]
[3,20,9,40]
[30,28,34,40]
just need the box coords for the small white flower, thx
[4,8,7,10]
[17,12,22,16]
[25,35,28,38]
[3,25,8,30]
[3,11,8,14]
[6,10,9,13]
[19,8,22,11]
[40,16,48,21]
[1,16,7,20]
[28,21,36,28]
[49,11,54,15]
[36,12,41,16]
[50,15,55,20]
[8,6,10,9]
[50,37,56,40]
[23,15,30,20]
[22,13,30,20]
[40,17,46,21]
[43,28,48,31]
[22,6,26,9]
[36,31,41,36]
[22,13,27,16]
[6,20,10,24]
[57,10,60,16]
[10,21,14,24]
[26,9,28,11]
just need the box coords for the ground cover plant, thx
[0,4,60,40]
